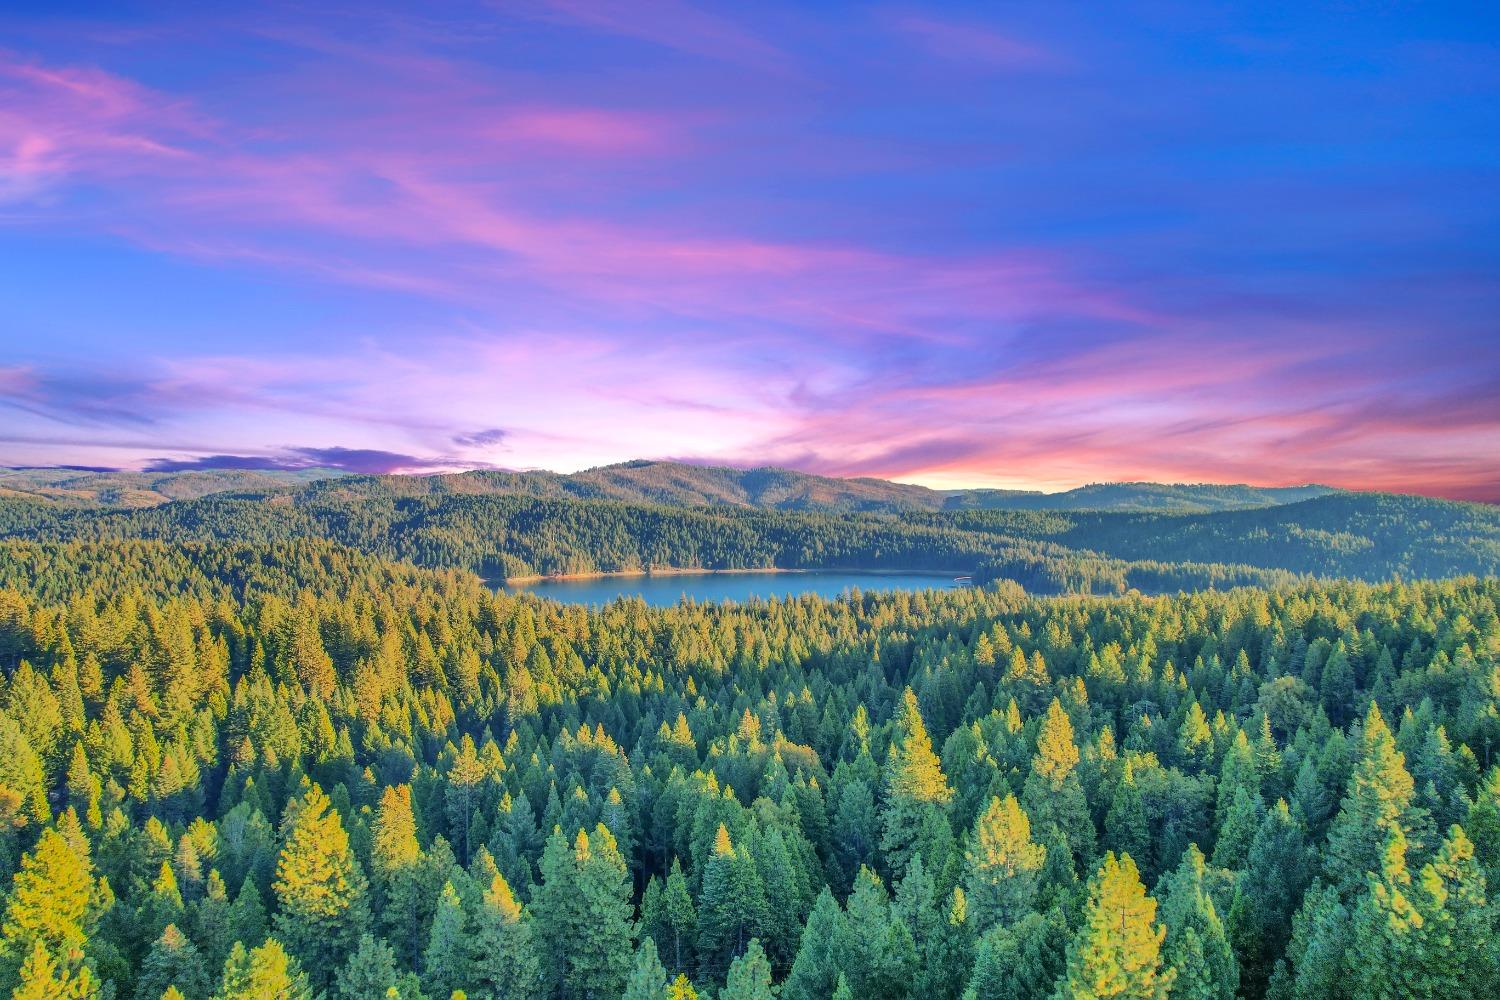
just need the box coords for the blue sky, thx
[2,1,1497,497]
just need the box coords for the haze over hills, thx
[2,460,1340,514]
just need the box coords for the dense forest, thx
[3,475,1497,593]
[0,530,1498,999]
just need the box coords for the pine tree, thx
[1227,800,1311,999]
[834,867,913,1000]
[965,908,1066,1000]
[1056,852,1173,1000]
[721,940,775,1000]
[1157,846,1236,1000]
[0,825,101,994]
[11,940,100,1000]
[1324,705,1423,899]
[1346,828,1424,999]
[567,825,636,1000]
[964,795,1046,932]
[782,889,844,1000]
[1401,825,1495,996]
[136,924,212,1000]
[424,880,471,999]
[881,690,953,879]
[623,939,671,1000]
[272,782,370,989]
[1021,699,1094,869]
[214,939,315,1000]
[336,934,422,1000]
[470,871,543,1000]
[696,825,768,980]
[1269,882,1349,1000]
[668,974,699,1000]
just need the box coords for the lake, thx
[503,569,967,606]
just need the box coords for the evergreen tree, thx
[721,940,775,1000]
[469,872,542,1000]
[272,783,369,989]
[965,908,1066,1000]
[567,825,635,1000]
[0,825,101,994]
[782,890,844,1000]
[135,924,212,1000]
[11,940,100,1000]
[697,825,769,980]
[336,934,423,1000]
[1158,846,1236,1000]
[623,939,670,1000]
[1021,700,1095,870]
[1324,705,1423,899]
[881,690,953,879]
[1055,852,1173,1000]
[214,939,315,1000]
[964,794,1045,932]
[423,880,471,999]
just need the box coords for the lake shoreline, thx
[497,565,972,587]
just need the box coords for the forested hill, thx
[3,461,1336,514]
[1,483,1497,593]
[0,467,341,508]
[0,539,1497,999]
[293,461,1338,514]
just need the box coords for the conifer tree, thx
[272,782,370,989]
[336,934,422,1000]
[696,825,768,980]
[1158,846,1236,1000]
[0,825,101,994]
[214,939,314,1000]
[423,880,471,999]
[1324,704,1423,899]
[1021,699,1095,869]
[964,794,1045,932]
[1227,801,1310,999]
[567,825,635,1000]
[964,908,1066,1000]
[881,690,953,879]
[1056,852,1173,1000]
[834,867,913,1000]
[623,939,670,1000]
[11,940,100,1000]
[721,940,775,1000]
[135,924,211,1000]
[469,872,542,1000]
[781,890,844,1000]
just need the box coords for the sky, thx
[1,1,1498,499]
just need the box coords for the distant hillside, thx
[945,480,1336,512]
[298,460,1338,514]
[0,467,341,507]
[3,475,1495,592]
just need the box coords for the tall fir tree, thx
[214,939,315,1000]
[272,782,370,990]
[964,794,1045,932]
[1055,852,1173,1000]
[469,871,543,1000]
[1157,846,1236,1000]
[881,690,954,880]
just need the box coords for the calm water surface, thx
[503,570,965,606]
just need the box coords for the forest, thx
[3,468,1498,593]
[0,524,1497,998]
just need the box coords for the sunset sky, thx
[2,2,1497,499]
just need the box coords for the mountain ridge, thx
[3,460,1343,513]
